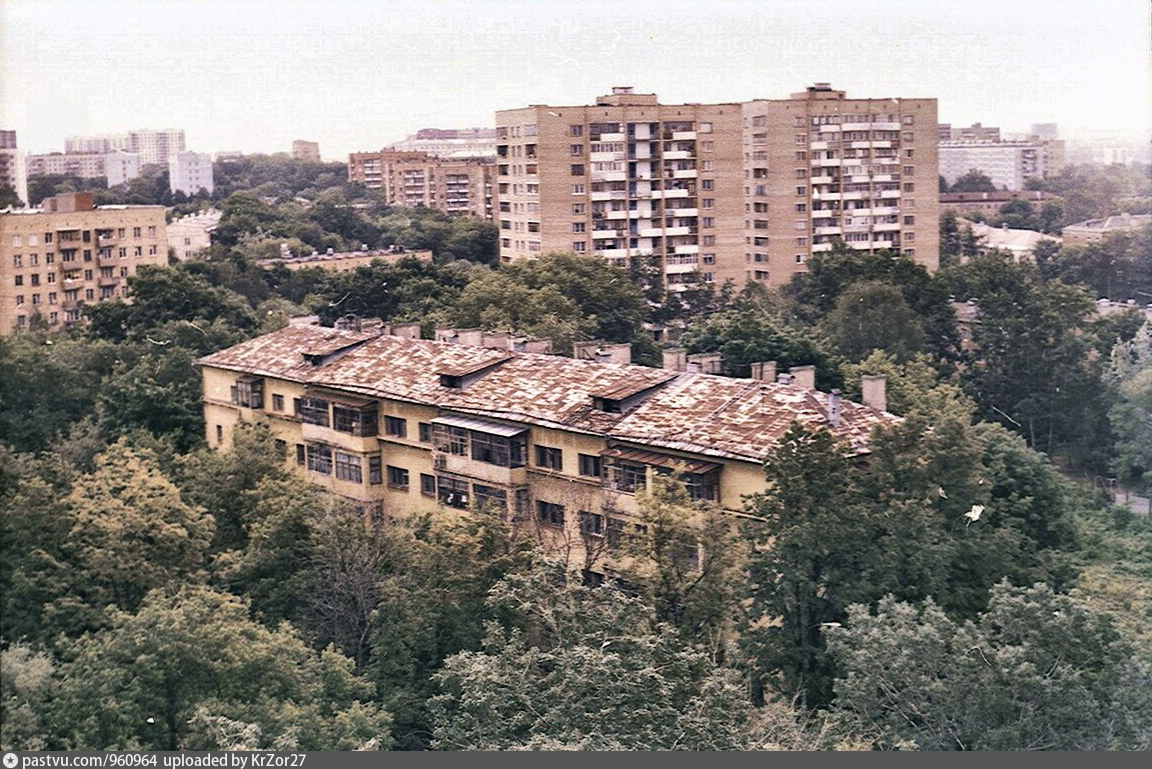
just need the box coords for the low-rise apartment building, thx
[199,322,895,576]
[256,246,432,272]
[0,193,167,333]
[347,149,493,220]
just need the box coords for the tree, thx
[52,586,391,751]
[947,251,1112,467]
[1108,321,1152,493]
[61,439,215,616]
[681,306,841,388]
[0,644,56,750]
[619,473,747,653]
[96,347,204,452]
[428,561,752,750]
[824,280,926,362]
[828,583,1152,750]
[948,170,998,193]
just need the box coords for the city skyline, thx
[2,0,1150,161]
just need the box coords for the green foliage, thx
[824,280,927,362]
[52,585,391,751]
[96,347,204,452]
[946,251,1113,468]
[828,583,1152,750]
[786,244,961,366]
[948,170,998,193]
[1027,163,1152,226]
[61,438,215,615]
[429,561,752,750]
[622,473,747,651]
[312,256,474,326]
[0,644,56,750]
[1037,226,1152,302]
[1107,322,1152,492]
[840,350,975,423]
[681,306,841,388]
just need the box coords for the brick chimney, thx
[662,347,687,371]
[861,374,887,412]
[790,365,816,389]
[750,361,777,381]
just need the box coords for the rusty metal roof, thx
[198,325,899,462]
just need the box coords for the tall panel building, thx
[169,151,215,196]
[495,85,938,290]
[495,88,747,288]
[65,129,186,166]
[743,84,939,284]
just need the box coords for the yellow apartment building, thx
[199,322,896,578]
[0,193,167,334]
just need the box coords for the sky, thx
[2,0,1149,160]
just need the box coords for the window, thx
[14,295,23,306]
[307,444,333,474]
[271,394,284,411]
[573,241,586,252]
[702,253,715,265]
[418,422,432,442]
[904,232,915,242]
[369,455,383,485]
[699,122,712,133]
[132,227,142,238]
[30,274,40,287]
[701,160,714,171]
[420,473,436,497]
[905,149,915,159]
[570,125,584,137]
[571,144,583,155]
[296,397,330,426]
[336,452,363,483]
[333,404,377,435]
[903,166,914,176]
[903,183,915,192]
[702,217,715,228]
[537,501,565,527]
[572,183,585,194]
[215,425,223,443]
[702,198,714,209]
[701,179,713,190]
[472,431,527,467]
[473,484,508,515]
[578,453,602,477]
[606,461,646,493]
[795,203,807,212]
[796,254,806,263]
[438,476,469,508]
[231,377,263,409]
[579,511,604,537]
[387,465,409,489]
[572,203,586,215]
[701,140,714,151]
[902,132,914,142]
[536,445,563,470]
[434,425,469,455]
[571,164,585,176]
[572,222,586,233]
[796,186,807,196]
[31,294,41,305]
[903,215,915,226]
[384,415,407,438]
[13,276,22,287]
[702,235,716,246]
[11,255,21,267]
[902,115,914,125]
[795,151,807,161]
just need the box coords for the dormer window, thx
[440,374,463,388]
[592,396,622,413]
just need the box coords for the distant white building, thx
[169,151,214,196]
[167,208,222,259]
[25,150,141,186]
[66,128,186,166]
[389,128,496,159]
[966,221,1060,261]
[939,141,1046,191]
[104,151,142,186]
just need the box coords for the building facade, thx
[256,246,433,272]
[292,140,321,162]
[742,84,939,285]
[199,322,895,576]
[494,85,938,290]
[28,151,142,186]
[167,208,222,259]
[0,193,167,333]
[169,151,215,196]
[0,130,28,207]
[495,87,748,287]
[939,135,1065,191]
[65,129,186,166]
[1061,213,1152,246]
[347,149,494,220]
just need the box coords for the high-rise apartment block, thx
[938,123,1065,191]
[169,151,215,196]
[292,140,321,162]
[347,150,494,220]
[65,129,186,166]
[0,130,29,208]
[0,193,167,334]
[495,85,938,289]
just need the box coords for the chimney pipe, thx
[750,361,777,381]
[861,375,887,412]
[828,389,843,427]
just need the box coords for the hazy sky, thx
[2,0,1149,160]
